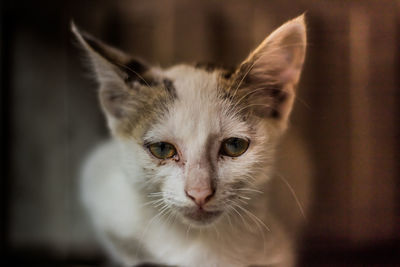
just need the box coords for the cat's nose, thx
[185,188,215,207]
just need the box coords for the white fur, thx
[79,16,309,267]
[81,66,299,267]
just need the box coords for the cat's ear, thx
[232,15,306,131]
[71,22,149,119]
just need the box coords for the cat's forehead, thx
[163,64,226,135]
[145,64,251,145]
[163,64,222,97]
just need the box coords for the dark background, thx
[1,0,399,266]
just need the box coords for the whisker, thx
[140,198,164,208]
[235,103,273,115]
[234,204,270,232]
[114,62,156,91]
[186,222,193,238]
[238,195,251,200]
[235,204,268,255]
[226,200,251,229]
[148,192,163,196]
[235,188,264,194]
[237,198,248,205]
[224,210,234,230]
[213,224,221,240]
[135,202,171,258]
[232,86,277,110]
[231,59,258,99]
[241,174,258,182]
[276,173,306,220]
[294,94,312,110]
[164,209,176,229]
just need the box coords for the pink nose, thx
[185,188,215,206]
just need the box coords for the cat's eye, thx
[220,137,249,157]
[148,142,177,159]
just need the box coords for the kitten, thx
[73,15,309,267]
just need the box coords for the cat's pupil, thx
[157,142,169,157]
[160,143,166,151]
[227,138,242,152]
[230,138,240,149]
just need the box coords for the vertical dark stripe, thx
[162,78,177,98]
[0,0,13,261]
[205,134,218,191]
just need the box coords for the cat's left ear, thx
[232,15,307,132]
[71,22,156,122]
[70,22,149,86]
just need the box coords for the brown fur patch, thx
[113,83,176,141]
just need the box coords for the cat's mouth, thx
[180,207,222,225]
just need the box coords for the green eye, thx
[148,142,177,159]
[220,137,249,157]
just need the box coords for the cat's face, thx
[73,15,306,226]
[132,65,275,226]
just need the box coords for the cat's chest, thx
[140,221,264,267]
[143,231,239,267]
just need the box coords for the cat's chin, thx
[180,207,222,227]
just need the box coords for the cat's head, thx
[73,15,306,227]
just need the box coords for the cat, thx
[72,15,311,267]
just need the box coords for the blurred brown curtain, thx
[2,0,399,265]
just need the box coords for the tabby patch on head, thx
[73,15,306,226]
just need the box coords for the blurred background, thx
[1,0,399,266]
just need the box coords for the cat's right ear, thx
[230,15,307,132]
[71,22,149,119]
